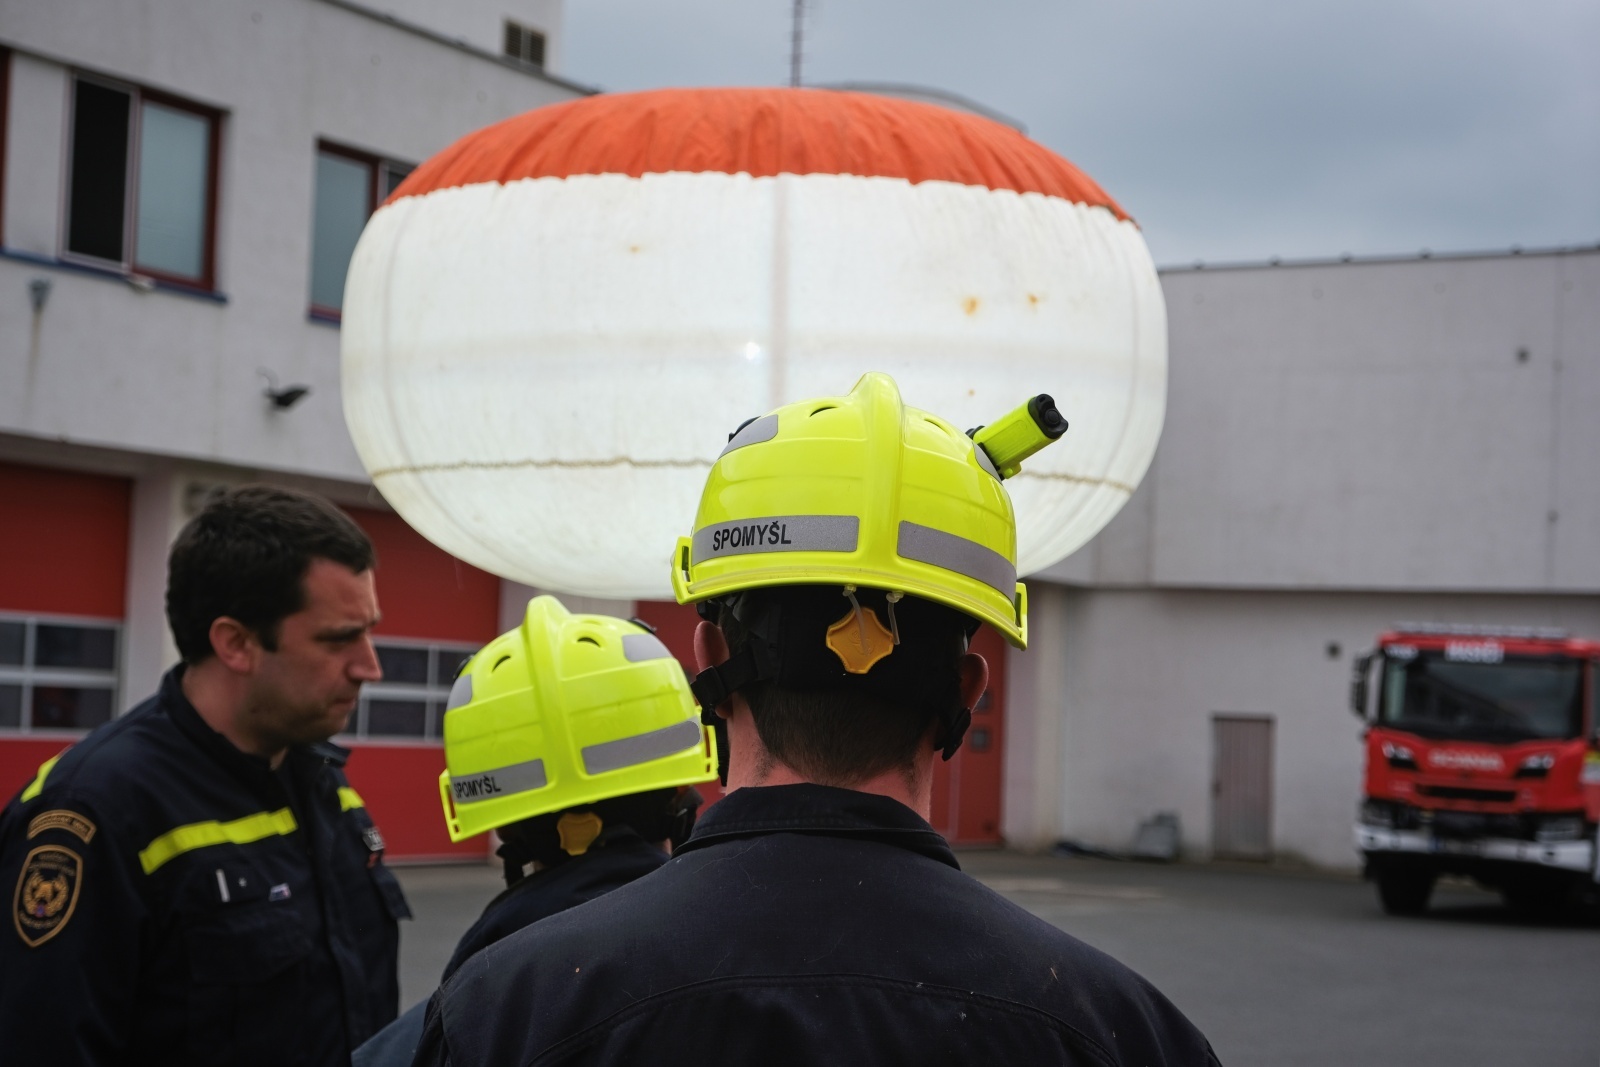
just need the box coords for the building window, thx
[64,75,220,289]
[0,615,120,733]
[344,639,476,741]
[503,20,546,67]
[310,143,412,318]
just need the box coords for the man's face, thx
[244,558,383,751]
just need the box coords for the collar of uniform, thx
[677,783,959,869]
[307,740,350,768]
[159,665,322,792]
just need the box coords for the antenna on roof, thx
[790,0,806,88]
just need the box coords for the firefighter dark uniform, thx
[443,826,667,980]
[0,666,411,1066]
[415,784,1222,1066]
[354,826,668,1067]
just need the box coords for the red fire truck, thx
[1350,625,1600,916]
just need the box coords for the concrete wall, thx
[1037,250,1600,593]
[0,0,582,484]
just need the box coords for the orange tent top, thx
[389,87,1129,221]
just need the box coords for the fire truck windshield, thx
[1379,652,1583,742]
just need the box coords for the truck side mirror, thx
[1350,653,1373,720]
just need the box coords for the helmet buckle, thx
[825,587,897,674]
[557,811,605,856]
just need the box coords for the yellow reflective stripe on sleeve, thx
[20,754,63,802]
[138,808,299,875]
[337,787,365,812]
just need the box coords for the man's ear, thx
[692,619,730,673]
[692,621,738,723]
[209,617,261,675]
[957,652,989,715]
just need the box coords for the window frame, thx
[60,71,223,292]
[503,20,548,67]
[0,611,122,736]
[1,48,11,247]
[309,140,412,322]
[342,635,477,743]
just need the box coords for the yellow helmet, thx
[438,596,717,842]
[672,372,1063,648]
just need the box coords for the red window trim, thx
[61,72,224,293]
[310,140,412,322]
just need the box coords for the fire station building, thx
[2,0,1597,868]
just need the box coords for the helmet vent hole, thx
[809,405,836,416]
[576,636,601,646]
[491,655,511,671]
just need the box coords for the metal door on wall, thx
[1211,714,1274,860]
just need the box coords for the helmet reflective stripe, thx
[972,442,1001,481]
[692,516,860,563]
[445,673,472,712]
[621,633,673,663]
[582,720,703,776]
[448,759,548,804]
[896,522,1017,596]
[672,373,1042,648]
[719,414,779,457]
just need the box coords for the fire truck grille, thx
[1417,785,1517,804]
[1428,810,1522,838]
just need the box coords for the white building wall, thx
[363,0,566,72]
[1150,252,1600,591]
[0,0,582,485]
[1040,250,1600,594]
[1001,582,1070,848]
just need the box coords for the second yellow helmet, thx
[438,596,717,842]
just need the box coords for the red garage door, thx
[0,462,132,802]
[341,507,501,862]
[631,599,1006,844]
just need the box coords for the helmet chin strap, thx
[939,706,973,761]
[689,639,775,786]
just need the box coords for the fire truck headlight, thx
[1381,742,1418,770]
[1533,815,1585,843]
[1360,800,1396,828]
[1515,753,1555,778]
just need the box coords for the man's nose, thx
[352,636,383,682]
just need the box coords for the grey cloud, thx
[563,0,1599,264]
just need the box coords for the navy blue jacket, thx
[354,828,668,1067]
[0,667,409,1065]
[414,784,1220,1066]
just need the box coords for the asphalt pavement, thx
[391,851,1600,1066]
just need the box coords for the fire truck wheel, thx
[1375,866,1435,916]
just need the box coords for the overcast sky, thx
[562,0,1600,267]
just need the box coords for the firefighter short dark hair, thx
[166,485,376,664]
[715,587,969,786]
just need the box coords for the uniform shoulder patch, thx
[13,845,83,947]
[28,809,97,844]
